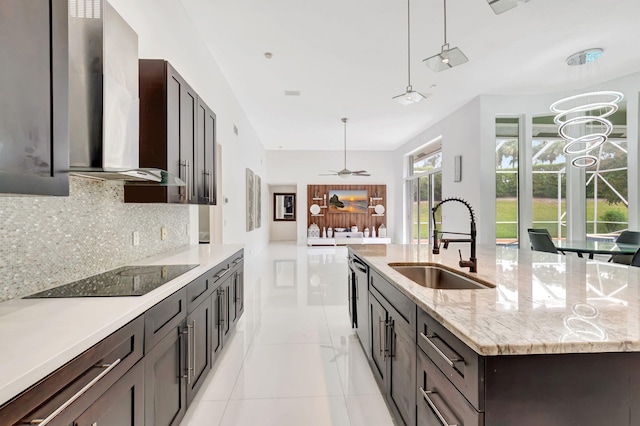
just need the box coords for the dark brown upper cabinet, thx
[0,0,69,196]
[124,60,216,204]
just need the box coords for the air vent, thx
[284,90,301,96]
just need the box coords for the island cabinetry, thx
[417,307,484,410]
[417,347,483,426]
[0,316,144,426]
[369,270,416,426]
[0,0,69,196]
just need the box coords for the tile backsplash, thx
[0,176,190,301]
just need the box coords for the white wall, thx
[266,150,398,243]
[109,0,269,258]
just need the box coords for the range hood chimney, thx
[68,0,182,185]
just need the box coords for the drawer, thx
[187,272,213,312]
[145,288,187,351]
[417,308,484,411]
[1,316,144,426]
[417,346,484,426]
[229,250,244,269]
[370,269,414,325]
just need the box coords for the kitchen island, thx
[349,244,640,426]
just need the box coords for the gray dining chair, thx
[610,230,640,264]
[528,231,559,254]
[631,249,640,267]
[527,228,565,254]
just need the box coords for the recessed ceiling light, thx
[566,48,604,66]
[284,90,301,96]
[264,52,273,59]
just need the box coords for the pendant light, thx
[423,0,468,72]
[393,0,426,105]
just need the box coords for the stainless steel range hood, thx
[68,0,183,185]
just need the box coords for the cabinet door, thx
[220,279,233,343]
[388,309,416,426]
[74,361,144,426]
[186,298,212,405]
[0,0,68,196]
[229,272,239,325]
[211,288,223,363]
[166,65,196,204]
[144,323,187,426]
[369,294,387,383]
[355,270,370,359]
[197,98,216,205]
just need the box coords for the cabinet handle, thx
[420,332,463,370]
[378,318,385,357]
[232,258,243,266]
[203,170,210,201]
[28,359,122,426]
[219,288,227,326]
[209,169,214,202]
[385,319,394,358]
[183,325,192,384]
[191,320,196,379]
[419,387,458,426]
[214,268,230,280]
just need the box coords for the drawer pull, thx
[420,332,464,371]
[214,268,230,280]
[420,387,458,426]
[232,258,243,265]
[29,359,122,426]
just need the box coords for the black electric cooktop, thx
[24,264,199,298]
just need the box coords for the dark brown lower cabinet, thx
[144,323,188,426]
[186,297,212,405]
[369,284,416,426]
[417,346,483,426]
[0,252,245,426]
[74,360,145,426]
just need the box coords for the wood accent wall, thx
[307,184,387,234]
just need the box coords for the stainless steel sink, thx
[389,264,493,289]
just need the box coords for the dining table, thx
[555,240,640,259]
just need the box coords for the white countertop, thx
[350,244,640,356]
[0,244,243,407]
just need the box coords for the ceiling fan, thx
[321,118,370,178]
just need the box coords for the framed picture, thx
[328,189,368,213]
[246,168,254,231]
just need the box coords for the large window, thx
[495,117,519,245]
[531,116,566,240]
[407,144,442,245]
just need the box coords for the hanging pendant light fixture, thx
[423,0,468,72]
[550,49,624,168]
[393,0,426,105]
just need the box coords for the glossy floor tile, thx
[180,243,394,426]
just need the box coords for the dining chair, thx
[528,231,558,254]
[610,230,640,264]
[527,228,565,254]
[631,248,640,267]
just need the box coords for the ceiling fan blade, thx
[353,172,371,176]
[349,170,367,174]
[319,173,338,176]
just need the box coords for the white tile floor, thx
[180,242,395,426]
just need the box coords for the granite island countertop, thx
[350,244,640,356]
[0,243,243,407]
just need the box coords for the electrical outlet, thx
[161,227,168,241]
[132,231,140,246]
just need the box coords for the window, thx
[406,141,442,245]
[495,117,519,245]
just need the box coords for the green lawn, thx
[413,199,628,241]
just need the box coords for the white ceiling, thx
[180,0,640,152]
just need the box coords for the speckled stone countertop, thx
[0,244,243,407]
[350,244,640,356]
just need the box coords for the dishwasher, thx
[348,254,370,358]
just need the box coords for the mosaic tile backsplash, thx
[0,176,190,301]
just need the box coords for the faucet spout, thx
[431,197,477,273]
